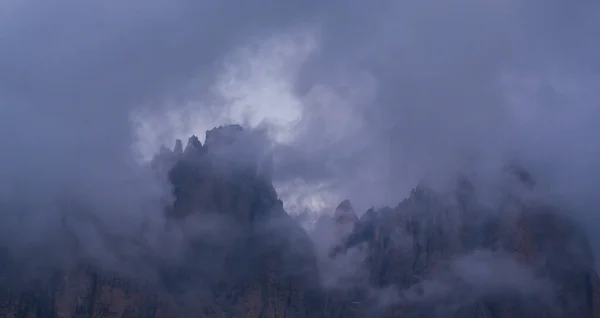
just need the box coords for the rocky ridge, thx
[326,183,600,317]
[0,125,320,317]
[0,124,599,317]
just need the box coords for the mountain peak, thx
[204,124,244,150]
[333,199,358,224]
[183,135,203,157]
[173,139,183,155]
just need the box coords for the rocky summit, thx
[1,125,599,317]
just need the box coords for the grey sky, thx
[1,0,600,267]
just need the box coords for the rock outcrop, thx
[1,125,599,318]
[0,125,321,318]
[327,176,600,317]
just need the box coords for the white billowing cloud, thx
[133,27,316,154]
[213,28,316,141]
[133,26,381,216]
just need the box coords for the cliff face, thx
[0,125,322,318]
[328,183,600,317]
[160,126,321,317]
[1,125,599,318]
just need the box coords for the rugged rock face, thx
[1,125,599,317]
[327,180,600,317]
[0,125,321,318]
[162,125,320,317]
[314,200,369,317]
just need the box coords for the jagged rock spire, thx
[184,135,203,156]
[333,199,358,224]
[173,139,183,155]
[204,124,244,150]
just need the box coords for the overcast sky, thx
[1,0,600,262]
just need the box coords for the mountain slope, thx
[327,182,600,317]
[1,125,599,318]
[0,125,322,317]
